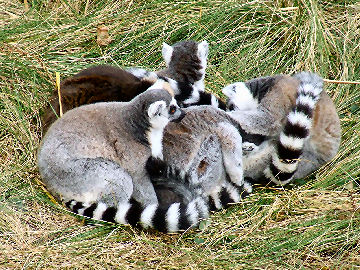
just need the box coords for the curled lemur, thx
[223,72,341,185]
[37,82,202,233]
[146,72,324,217]
[41,65,157,133]
[38,73,325,233]
[38,40,337,231]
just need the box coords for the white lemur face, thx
[147,98,185,130]
[222,82,258,111]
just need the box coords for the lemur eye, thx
[169,105,176,114]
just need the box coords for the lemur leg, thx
[41,157,134,209]
[215,122,244,187]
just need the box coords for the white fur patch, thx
[211,192,222,210]
[301,83,321,95]
[140,204,158,228]
[162,43,173,67]
[222,82,258,111]
[297,94,317,109]
[147,79,165,91]
[167,78,180,95]
[224,182,240,203]
[211,94,219,108]
[147,127,164,159]
[77,202,90,216]
[243,181,253,193]
[68,200,77,209]
[218,122,244,186]
[196,197,209,219]
[197,40,208,78]
[186,200,199,225]
[93,202,108,220]
[183,87,200,105]
[147,100,171,159]
[287,111,312,130]
[114,203,131,224]
[280,133,304,150]
[272,152,298,173]
[166,203,180,232]
[127,68,157,80]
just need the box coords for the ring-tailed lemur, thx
[223,72,341,184]
[38,84,213,233]
[128,40,227,109]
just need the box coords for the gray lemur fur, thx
[127,40,226,109]
[38,87,251,232]
[37,82,195,233]
[223,72,341,183]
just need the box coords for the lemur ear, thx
[222,84,237,99]
[162,43,173,67]
[148,101,166,118]
[197,41,209,62]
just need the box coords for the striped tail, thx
[207,177,253,211]
[65,196,209,233]
[264,72,323,185]
[175,81,227,110]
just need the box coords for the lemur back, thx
[42,40,223,133]
[41,65,156,133]
[223,72,341,184]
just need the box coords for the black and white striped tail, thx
[66,196,209,233]
[174,81,226,110]
[264,72,323,185]
[208,178,253,212]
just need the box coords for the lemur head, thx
[161,40,209,88]
[222,82,259,111]
[132,84,185,159]
[133,80,185,133]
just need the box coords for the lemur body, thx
[223,73,341,184]
[38,85,198,233]
[38,40,340,232]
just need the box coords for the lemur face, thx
[147,98,185,130]
[222,82,258,111]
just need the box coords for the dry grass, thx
[1,0,359,268]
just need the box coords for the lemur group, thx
[37,40,341,233]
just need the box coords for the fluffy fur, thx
[37,87,204,233]
[224,72,341,184]
[41,65,157,133]
[128,40,227,110]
